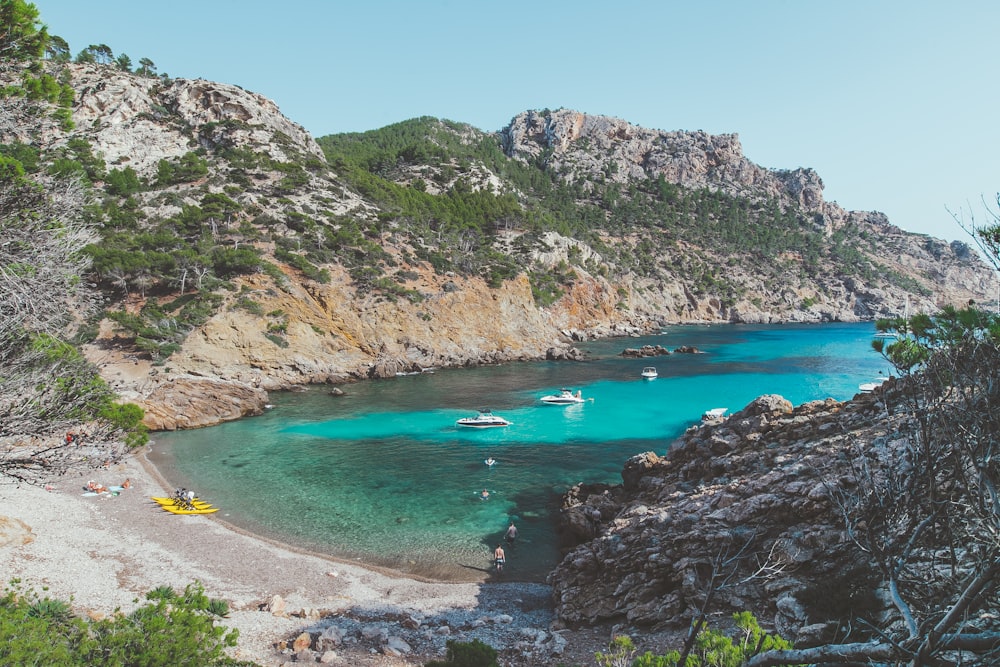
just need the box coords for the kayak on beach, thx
[150,496,217,513]
[160,504,219,515]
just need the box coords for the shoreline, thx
[136,445,494,586]
[0,447,569,665]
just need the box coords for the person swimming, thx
[485,457,496,466]
[480,488,490,500]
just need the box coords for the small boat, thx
[702,407,728,420]
[859,376,890,393]
[641,367,658,379]
[539,388,586,405]
[456,410,511,428]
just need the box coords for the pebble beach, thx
[0,448,591,666]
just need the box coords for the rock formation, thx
[547,392,898,644]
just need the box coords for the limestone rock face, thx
[546,393,894,639]
[69,64,324,176]
[501,109,825,212]
[136,377,268,430]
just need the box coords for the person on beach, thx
[505,521,518,544]
[494,544,505,573]
[122,478,131,489]
[480,489,490,500]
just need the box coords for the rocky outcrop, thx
[68,65,324,175]
[547,392,895,643]
[135,377,268,430]
[501,109,827,213]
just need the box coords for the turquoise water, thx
[151,322,889,582]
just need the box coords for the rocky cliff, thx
[545,390,935,645]
[4,62,993,430]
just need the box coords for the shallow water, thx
[151,322,889,581]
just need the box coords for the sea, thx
[149,322,890,582]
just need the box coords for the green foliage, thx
[105,166,142,196]
[86,582,243,666]
[264,332,289,348]
[0,155,26,182]
[424,638,498,667]
[528,267,567,307]
[274,247,330,283]
[0,141,40,173]
[0,0,48,62]
[596,613,792,667]
[30,332,81,362]
[156,152,208,185]
[595,635,640,667]
[97,401,148,448]
[233,295,265,315]
[0,580,252,666]
[211,246,262,277]
[66,137,106,181]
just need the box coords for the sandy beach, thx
[0,446,606,666]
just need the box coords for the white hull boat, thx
[859,376,890,393]
[456,410,511,428]
[540,389,586,405]
[641,367,658,380]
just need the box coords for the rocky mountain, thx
[2,61,993,429]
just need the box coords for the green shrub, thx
[0,581,251,666]
[597,612,792,667]
[424,638,498,667]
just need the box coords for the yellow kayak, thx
[160,504,219,515]
[151,497,214,510]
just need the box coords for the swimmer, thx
[485,457,496,466]
[480,489,490,500]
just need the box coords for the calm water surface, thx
[151,323,889,581]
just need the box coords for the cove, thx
[150,322,889,582]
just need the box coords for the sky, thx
[32,0,1000,243]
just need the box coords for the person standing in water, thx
[505,521,518,545]
[494,544,506,573]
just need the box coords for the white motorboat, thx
[456,410,511,428]
[859,376,890,393]
[702,407,728,420]
[641,367,658,379]
[540,388,586,405]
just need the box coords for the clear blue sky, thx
[33,0,999,243]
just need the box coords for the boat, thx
[456,410,511,428]
[641,367,658,379]
[859,376,890,393]
[539,388,586,405]
[702,407,728,420]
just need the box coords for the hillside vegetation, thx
[0,1,994,433]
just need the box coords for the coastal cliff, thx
[547,386,999,648]
[2,61,993,429]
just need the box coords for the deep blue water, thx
[150,322,889,582]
